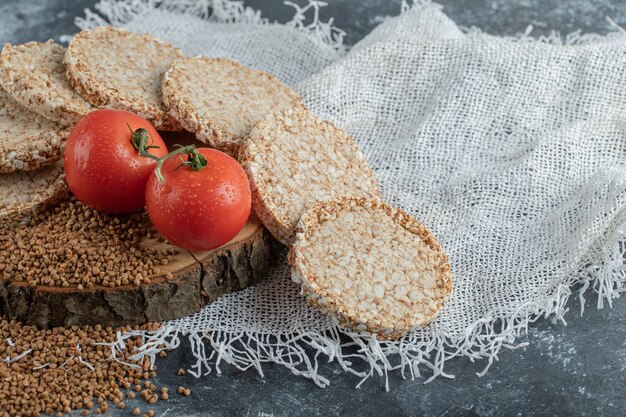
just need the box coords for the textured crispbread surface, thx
[0,87,67,173]
[239,107,380,245]
[0,40,93,127]
[0,160,68,226]
[289,197,453,340]
[65,27,184,131]
[162,57,301,156]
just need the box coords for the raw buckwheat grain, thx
[0,318,174,416]
[0,198,174,288]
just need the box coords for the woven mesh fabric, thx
[78,0,626,387]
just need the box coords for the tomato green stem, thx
[128,125,207,183]
[154,145,199,183]
[129,125,161,162]
[174,147,208,172]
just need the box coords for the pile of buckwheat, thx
[0,318,196,417]
[0,198,176,288]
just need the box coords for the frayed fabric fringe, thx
[98,228,624,391]
[73,0,346,55]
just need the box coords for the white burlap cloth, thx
[77,0,626,388]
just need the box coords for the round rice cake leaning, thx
[238,107,380,245]
[0,87,67,172]
[289,197,453,340]
[0,160,68,226]
[0,40,93,127]
[163,57,302,156]
[65,26,184,131]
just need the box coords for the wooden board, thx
[0,131,281,328]
[0,217,279,328]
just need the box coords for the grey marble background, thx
[1,0,626,416]
[3,0,626,46]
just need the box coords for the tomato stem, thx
[128,125,207,183]
[154,145,200,183]
[129,125,162,162]
[174,147,208,172]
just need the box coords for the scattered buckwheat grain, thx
[0,198,176,288]
[0,318,172,416]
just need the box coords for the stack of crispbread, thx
[0,26,452,339]
[0,41,71,225]
[237,107,452,339]
[0,28,185,225]
[64,27,185,131]
[163,56,302,156]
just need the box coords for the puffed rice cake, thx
[65,26,184,131]
[162,57,302,156]
[0,40,93,127]
[238,107,380,245]
[0,160,68,226]
[289,197,453,339]
[0,87,67,173]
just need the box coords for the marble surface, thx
[1,0,626,416]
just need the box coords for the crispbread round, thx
[238,107,380,245]
[0,160,68,226]
[0,40,93,127]
[0,87,67,173]
[65,26,184,131]
[289,197,453,340]
[162,57,302,156]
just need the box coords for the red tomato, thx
[145,148,251,251]
[64,109,168,214]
